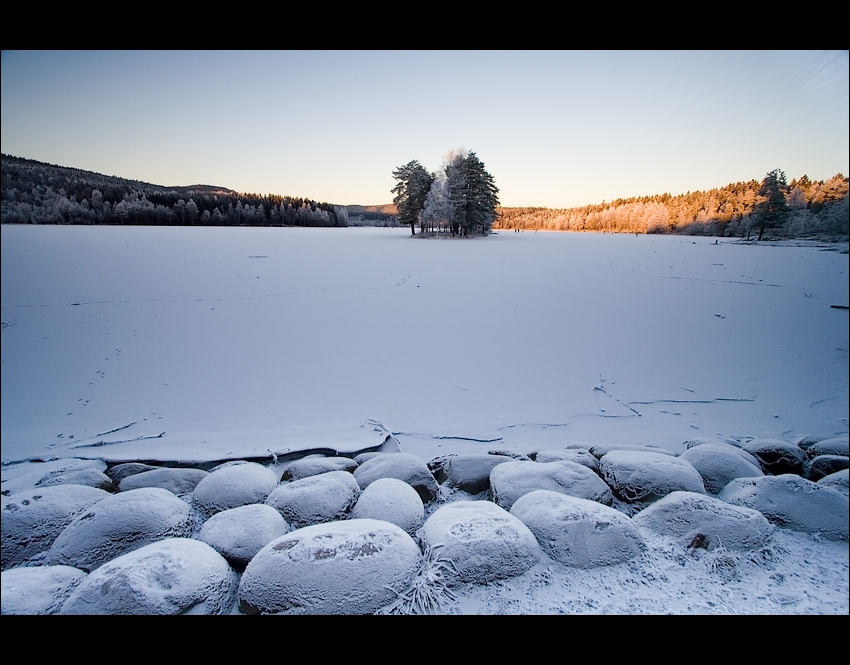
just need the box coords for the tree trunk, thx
[410,222,415,236]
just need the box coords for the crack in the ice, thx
[628,398,755,405]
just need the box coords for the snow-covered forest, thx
[2,154,846,241]
[0,155,349,228]
[495,171,849,238]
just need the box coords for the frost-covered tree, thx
[421,162,453,235]
[446,151,499,236]
[392,160,434,236]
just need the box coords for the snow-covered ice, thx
[1,225,847,613]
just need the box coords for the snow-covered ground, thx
[2,225,848,613]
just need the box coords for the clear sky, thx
[1,50,847,209]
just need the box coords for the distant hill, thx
[1,154,346,227]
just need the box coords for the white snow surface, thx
[2,226,848,613]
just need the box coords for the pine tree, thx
[447,151,499,236]
[392,160,434,236]
[753,169,790,240]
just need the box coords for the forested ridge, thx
[494,173,848,238]
[0,154,348,227]
[2,154,846,238]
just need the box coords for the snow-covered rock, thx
[419,501,540,586]
[533,448,600,472]
[632,491,774,550]
[238,519,422,615]
[510,490,646,567]
[440,453,512,494]
[817,469,849,495]
[680,443,764,494]
[45,487,194,571]
[266,470,360,529]
[719,475,849,541]
[192,461,278,516]
[588,444,675,459]
[118,467,208,495]
[349,477,424,535]
[61,538,238,615]
[599,450,705,503]
[742,439,807,476]
[682,438,763,468]
[105,462,159,485]
[35,468,115,492]
[1,565,87,615]
[280,456,358,481]
[1,484,110,570]
[808,455,849,482]
[197,503,290,571]
[805,437,849,459]
[353,453,438,503]
[490,460,613,510]
[0,458,107,494]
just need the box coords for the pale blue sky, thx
[1,50,847,208]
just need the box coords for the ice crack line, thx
[628,398,755,405]
[594,386,642,416]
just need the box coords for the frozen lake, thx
[2,225,847,464]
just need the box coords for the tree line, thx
[392,150,500,237]
[495,170,848,238]
[0,155,349,228]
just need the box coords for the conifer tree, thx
[391,160,434,236]
[753,169,790,240]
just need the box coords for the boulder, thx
[61,538,237,614]
[441,454,513,494]
[266,470,360,529]
[632,491,774,550]
[719,475,849,541]
[490,460,613,511]
[808,455,849,482]
[238,519,422,615]
[197,503,290,571]
[1,484,110,570]
[35,468,115,493]
[805,438,849,460]
[1,458,107,494]
[353,453,438,503]
[280,456,358,481]
[817,469,849,495]
[349,478,424,535]
[680,443,764,494]
[1,565,87,615]
[742,439,807,476]
[532,448,599,473]
[511,490,646,567]
[119,467,208,495]
[192,462,278,516]
[588,444,675,459]
[105,462,159,484]
[599,450,705,503]
[419,501,540,586]
[682,439,763,468]
[45,487,194,571]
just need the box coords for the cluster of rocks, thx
[2,434,847,615]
